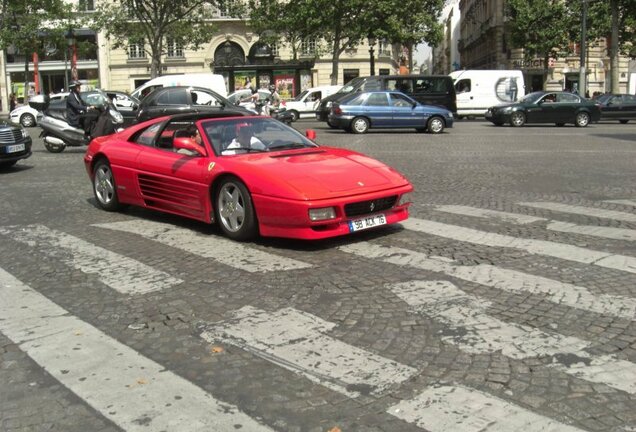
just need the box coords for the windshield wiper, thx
[268,143,308,150]
[221,147,267,154]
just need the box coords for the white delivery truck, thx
[449,70,525,118]
[282,85,342,121]
[131,73,227,100]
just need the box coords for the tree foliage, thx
[90,0,220,78]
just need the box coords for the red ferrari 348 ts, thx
[84,113,413,241]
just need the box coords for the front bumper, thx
[0,137,32,163]
[484,109,511,124]
[327,114,354,128]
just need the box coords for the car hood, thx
[0,118,16,128]
[227,147,410,200]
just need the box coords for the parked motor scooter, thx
[29,90,124,153]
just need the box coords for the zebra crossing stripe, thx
[0,268,274,431]
[388,384,584,431]
[0,225,181,295]
[435,205,547,224]
[339,243,636,320]
[389,280,590,359]
[92,220,312,273]
[390,280,636,394]
[604,199,636,207]
[518,202,636,223]
[546,221,636,241]
[401,218,636,274]
[201,306,417,398]
[434,204,636,242]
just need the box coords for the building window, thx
[166,38,184,58]
[271,42,279,57]
[217,0,240,18]
[301,39,317,56]
[128,39,146,59]
[79,0,95,11]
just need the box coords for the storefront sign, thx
[512,59,545,69]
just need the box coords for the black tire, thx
[510,111,525,127]
[93,159,122,212]
[427,116,445,134]
[288,110,299,122]
[493,122,504,126]
[215,177,258,241]
[20,113,36,127]
[43,139,66,153]
[575,111,590,127]
[619,119,629,124]
[351,117,369,134]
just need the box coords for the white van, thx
[131,73,227,100]
[449,70,525,117]
[282,85,342,121]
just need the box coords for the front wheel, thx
[351,117,369,134]
[93,159,122,211]
[43,138,66,153]
[288,110,299,122]
[575,112,590,127]
[427,116,445,134]
[215,177,258,241]
[510,111,525,127]
[20,113,36,128]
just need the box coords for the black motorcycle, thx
[29,90,124,153]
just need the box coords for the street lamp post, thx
[368,37,376,76]
[65,28,77,85]
[579,0,588,96]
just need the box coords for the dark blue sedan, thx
[328,91,454,134]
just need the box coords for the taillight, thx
[333,106,342,115]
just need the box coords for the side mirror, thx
[305,129,317,140]
[173,137,206,156]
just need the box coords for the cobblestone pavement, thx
[1,119,636,432]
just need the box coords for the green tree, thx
[505,0,573,89]
[0,0,71,92]
[90,0,220,78]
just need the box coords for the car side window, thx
[390,93,414,107]
[608,96,622,105]
[156,89,188,105]
[364,93,390,107]
[455,79,471,93]
[541,94,556,103]
[344,95,366,106]
[133,123,162,146]
[557,93,579,103]
[191,89,223,106]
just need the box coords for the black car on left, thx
[0,118,32,168]
[485,91,601,127]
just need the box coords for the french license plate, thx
[348,214,387,232]
[5,144,25,153]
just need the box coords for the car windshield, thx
[294,90,309,101]
[81,90,111,107]
[201,117,318,156]
[520,92,544,103]
[339,77,365,93]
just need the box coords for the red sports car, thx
[84,114,413,241]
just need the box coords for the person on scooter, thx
[264,85,281,116]
[66,81,91,129]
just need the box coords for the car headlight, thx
[309,207,336,221]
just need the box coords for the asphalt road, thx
[1,118,636,432]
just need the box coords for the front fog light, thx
[397,193,412,206]
[309,207,336,221]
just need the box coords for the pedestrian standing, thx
[9,93,17,112]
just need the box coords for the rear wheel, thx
[427,116,445,134]
[93,159,122,212]
[215,177,258,241]
[575,111,590,127]
[43,138,66,153]
[20,113,35,127]
[288,110,299,122]
[351,117,369,134]
[510,111,525,127]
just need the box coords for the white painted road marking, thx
[546,221,636,241]
[434,204,636,241]
[390,280,636,394]
[93,220,312,273]
[0,224,181,295]
[604,199,636,207]
[518,201,636,223]
[389,280,590,359]
[401,218,636,274]
[201,306,417,398]
[0,268,274,432]
[339,243,636,320]
[435,205,546,224]
[388,384,584,431]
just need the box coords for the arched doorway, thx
[214,41,245,67]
